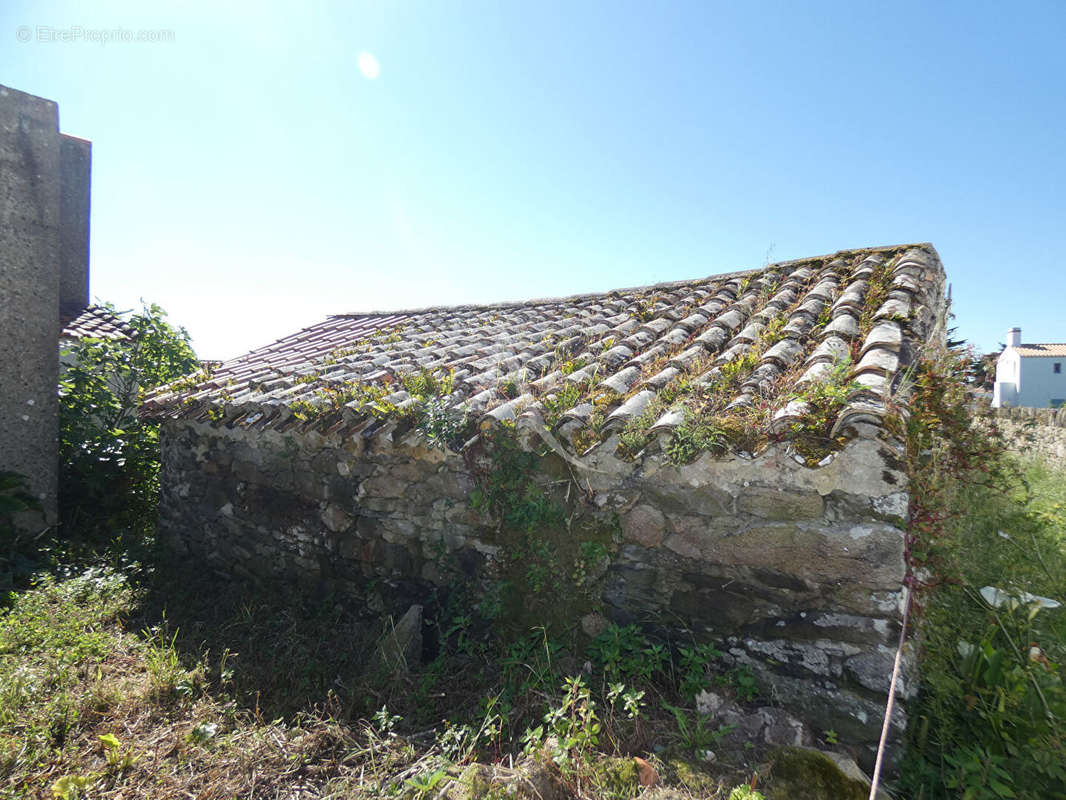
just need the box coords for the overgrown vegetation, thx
[604,264,827,465]
[786,357,860,463]
[58,302,199,539]
[288,366,474,450]
[466,424,618,632]
[0,556,777,799]
[11,273,1066,797]
[894,350,1066,800]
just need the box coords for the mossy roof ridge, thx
[142,243,946,460]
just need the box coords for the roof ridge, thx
[330,242,934,320]
[329,269,760,319]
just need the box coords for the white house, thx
[993,328,1066,408]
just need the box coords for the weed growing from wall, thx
[466,424,619,634]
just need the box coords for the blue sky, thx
[4,1,1064,360]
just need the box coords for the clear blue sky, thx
[4,1,1064,360]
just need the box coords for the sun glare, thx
[357,51,380,80]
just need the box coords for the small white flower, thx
[980,585,1061,610]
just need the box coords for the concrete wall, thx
[0,85,91,522]
[59,135,91,315]
[1016,356,1066,409]
[159,417,911,768]
[992,348,1019,407]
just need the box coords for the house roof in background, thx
[142,243,946,458]
[60,305,134,342]
[1014,344,1066,358]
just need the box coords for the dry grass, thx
[1,561,761,800]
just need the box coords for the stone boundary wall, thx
[159,418,910,766]
[984,406,1066,463]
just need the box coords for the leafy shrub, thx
[522,675,601,772]
[416,396,471,451]
[677,642,722,699]
[896,350,1066,799]
[58,303,198,538]
[587,623,667,684]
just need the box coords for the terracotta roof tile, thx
[60,305,134,341]
[143,243,947,461]
[1014,344,1066,357]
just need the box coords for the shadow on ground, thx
[131,552,403,724]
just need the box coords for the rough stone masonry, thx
[159,413,912,768]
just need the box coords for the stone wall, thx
[159,416,910,766]
[985,406,1066,463]
[0,85,91,522]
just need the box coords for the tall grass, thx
[898,451,1066,798]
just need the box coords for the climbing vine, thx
[465,424,618,634]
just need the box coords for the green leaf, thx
[98,732,121,750]
[989,781,1016,798]
[51,774,91,799]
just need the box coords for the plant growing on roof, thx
[716,349,760,392]
[785,356,859,462]
[498,376,521,400]
[856,256,895,336]
[401,367,455,400]
[633,296,661,322]
[812,302,833,334]
[541,381,585,428]
[616,398,667,459]
[559,357,588,376]
[760,315,786,346]
[663,409,732,465]
[417,397,472,451]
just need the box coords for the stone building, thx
[0,85,91,523]
[144,243,948,766]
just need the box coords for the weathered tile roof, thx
[60,304,134,341]
[143,243,946,459]
[1013,343,1066,358]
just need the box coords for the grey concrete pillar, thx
[0,84,91,525]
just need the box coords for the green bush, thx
[900,461,1066,799]
[896,350,1066,799]
[58,302,198,538]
